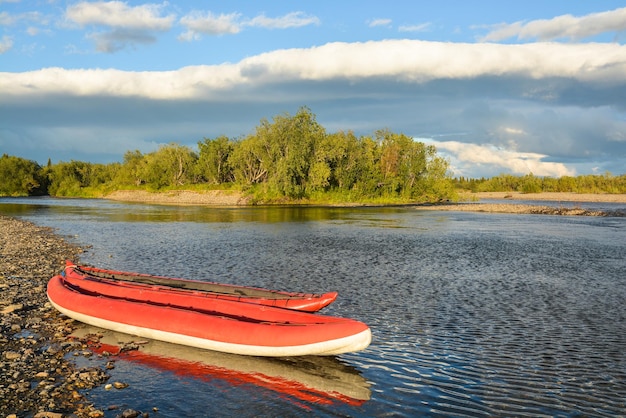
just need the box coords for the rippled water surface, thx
[2,197,625,417]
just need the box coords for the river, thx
[1,197,625,417]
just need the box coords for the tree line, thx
[0,108,454,203]
[454,173,626,194]
[2,107,624,202]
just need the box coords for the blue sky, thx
[2,1,626,178]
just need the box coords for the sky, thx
[1,1,626,179]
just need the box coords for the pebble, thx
[1,303,24,314]
[119,409,141,418]
[4,351,21,360]
[33,411,64,418]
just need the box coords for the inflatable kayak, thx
[64,261,337,312]
[47,275,371,357]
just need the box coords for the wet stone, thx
[119,409,141,418]
[4,351,21,360]
[34,412,64,418]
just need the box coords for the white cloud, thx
[235,40,626,87]
[0,11,15,25]
[245,11,320,29]
[482,7,626,42]
[424,139,576,177]
[66,1,174,30]
[607,129,626,142]
[2,39,626,98]
[0,65,247,99]
[398,23,431,33]
[0,10,48,26]
[0,35,13,53]
[88,29,160,53]
[368,18,392,28]
[0,11,50,50]
[178,11,241,40]
[65,1,174,52]
[178,11,319,42]
[502,127,526,136]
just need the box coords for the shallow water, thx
[2,197,625,417]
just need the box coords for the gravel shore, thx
[466,191,626,203]
[0,215,112,418]
[420,192,626,217]
[417,203,625,216]
[105,189,250,206]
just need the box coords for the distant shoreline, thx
[420,192,626,217]
[463,191,626,203]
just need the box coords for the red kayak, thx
[47,275,371,357]
[64,261,337,312]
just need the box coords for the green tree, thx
[254,107,326,198]
[47,161,90,196]
[116,150,146,186]
[519,173,542,193]
[374,129,447,199]
[0,154,47,196]
[197,136,234,184]
[476,174,520,192]
[138,144,198,188]
[420,148,453,201]
[229,135,267,185]
[322,131,362,190]
[306,130,337,192]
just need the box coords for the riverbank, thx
[417,203,625,217]
[0,216,110,417]
[105,189,250,206]
[464,191,626,203]
[104,189,626,216]
[419,192,626,217]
